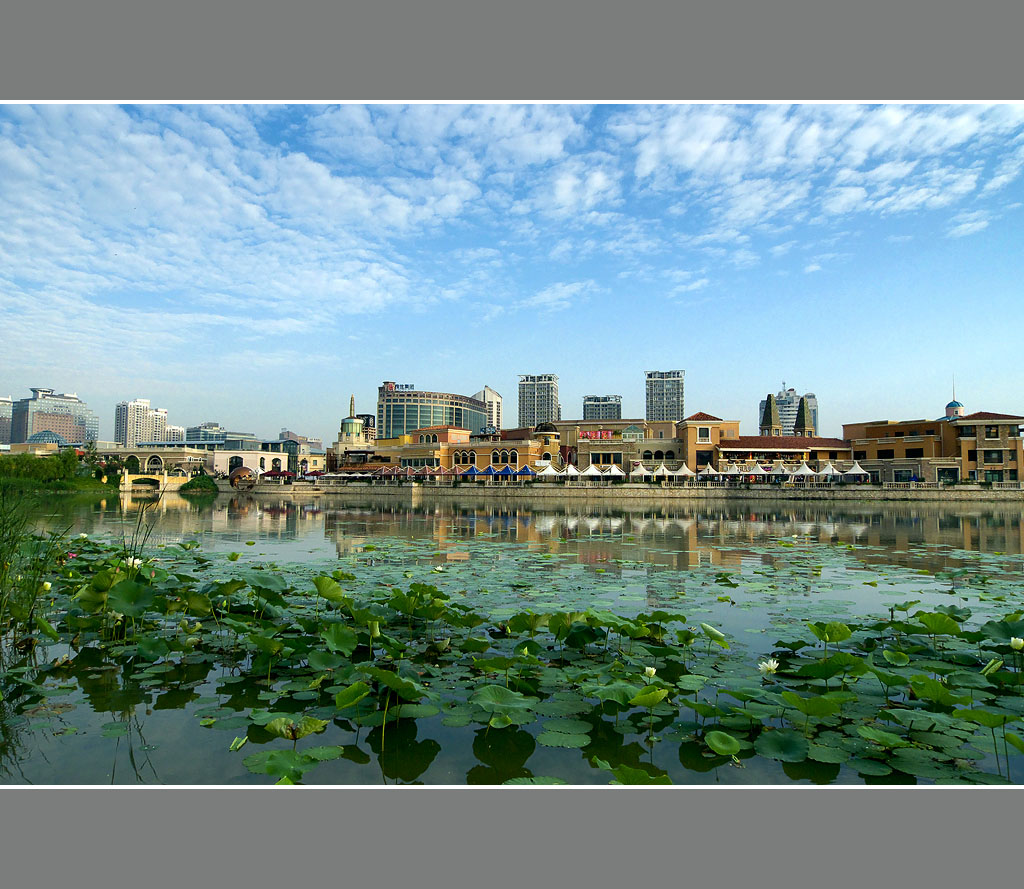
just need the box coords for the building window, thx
[984,450,1003,464]
[958,426,976,437]
[906,448,924,458]
[658,431,664,438]
[985,426,999,439]
[854,451,866,460]
[894,470,913,482]
[698,427,710,442]
[510,450,518,465]
[968,449,978,462]
[642,450,653,460]
[877,449,895,459]
[925,429,935,435]
[665,450,675,460]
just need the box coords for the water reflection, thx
[31,491,1024,576]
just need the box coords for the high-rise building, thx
[11,388,99,444]
[518,374,560,427]
[645,370,685,422]
[759,386,818,436]
[356,414,377,443]
[472,386,504,431]
[186,422,227,442]
[115,399,171,447]
[280,428,324,450]
[377,382,489,439]
[583,395,622,421]
[0,396,13,445]
[165,425,186,443]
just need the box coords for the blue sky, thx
[2,103,1023,443]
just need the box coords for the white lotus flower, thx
[644,666,657,678]
[42,581,51,592]
[127,558,142,568]
[78,533,88,539]
[758,658,779,676]
[1011,637,1024,651]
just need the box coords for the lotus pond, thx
[2,491,1024,785]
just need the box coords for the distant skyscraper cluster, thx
[645,370,685,422]
[759,386,818,436]
[7,388,99,445]
[114,398,169,448]
[518,375,561,427]
[583,395,622,421]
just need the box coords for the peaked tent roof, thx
[817,462,842,476]
[844,461,870,476]
[460,465,481,476]
[791,462,817,476]
[537,464,561,476]
[674,463,696,476]
[697,464,720,476]
[605,463,625,476]
[581,464,604,476]
[653,463,671,476]
[516,465,537,476]
[481,465,497,475]
[630,464,651,476]
[563,463,580,476]
[747,463,769,475]
[496,465,516,476]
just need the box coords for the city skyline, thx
[3,103,1024,444]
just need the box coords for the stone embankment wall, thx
[232,481,1024,505]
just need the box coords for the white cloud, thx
[947,211,991,238]
[804,263,822,273]
[519,281,593,312]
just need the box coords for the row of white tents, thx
[536,460,872,480]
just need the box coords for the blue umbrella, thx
[460,465,480,476]
[516,465,536,476]
[496,465,515,476]
[481,465,497,476]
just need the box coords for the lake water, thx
[5,490,1023,785]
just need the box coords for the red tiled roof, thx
[717,435,850,450]
[682,412,723,422]
[958,412,1024,421]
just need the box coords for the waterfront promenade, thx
[224,479,1024,505]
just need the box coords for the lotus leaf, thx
[320,623,358,656]
[754,729,809,762]
[704,731,741,756]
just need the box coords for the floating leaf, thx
[755,729,809,762]
[705,731,741,756]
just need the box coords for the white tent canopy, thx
[581,463,604,477]
[844,461,870,477]
[769,460,790,476]
[563,463,580,476]
[537,464,562,477]
[605,464,625,477]
[817,462,842,477]
[697,464,720,477]
[653,463,671,477]
[630,464,651,477]
[791,462,817,477]
[674,463,696,477]
[747,463,769,476]
[722,464,741,475]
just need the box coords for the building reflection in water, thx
[35,491,1024,578]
